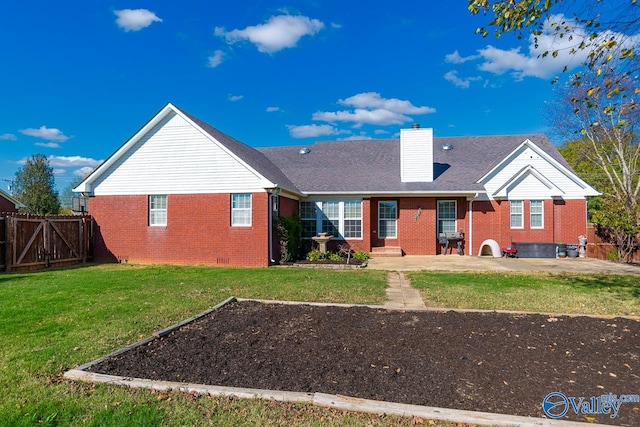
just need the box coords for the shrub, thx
[306,249,326,262]
[328,251,344,261]
[606,249,620,261]
[276,216,303,262]
[353,251,370,260]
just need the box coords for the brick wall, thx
[278,196,299,217]
[359,196,587,256]
[369,197,469,255]
[471,198,588,255]
[90,193,270,267]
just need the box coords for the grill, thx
[438,231,464,255]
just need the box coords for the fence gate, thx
[2,214,93,272]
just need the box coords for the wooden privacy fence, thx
[586,223,640,263]
[0,214,94,272]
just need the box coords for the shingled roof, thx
[258,134,568,194]
[77,103,571,198]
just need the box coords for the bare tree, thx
[548,66,640,261]
[469,1,640,87]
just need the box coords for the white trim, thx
[530,199,544,229]
[510,200,524,229]
[231,193,252,227]
[437,200,457,234]
[477,139,600,196]
[300,199,363,240]
[468,198,473,256]
[148,195,167,226]
[378,200,397,239]
[491,165,564,199]
[302,191,485,197]
[74,103,278,195]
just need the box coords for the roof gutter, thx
[298,190,487,198]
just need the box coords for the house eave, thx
[300,190,487,198]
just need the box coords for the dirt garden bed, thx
[85,300,639,425]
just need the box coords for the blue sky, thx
[0,1,626,193]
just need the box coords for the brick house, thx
[0,188,22,213]
[75,103,599,267]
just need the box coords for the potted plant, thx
[567,244,579,258]
[557,242,567,258]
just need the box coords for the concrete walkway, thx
[369,255,640,274]
[378,255,639,309]
[384,272,426,309]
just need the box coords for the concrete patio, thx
[368,255,640,274]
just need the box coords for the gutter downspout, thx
[467,194,478,256]
[268,185,282,264]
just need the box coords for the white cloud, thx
[445,50,480,64]
[339,92,435,115]
[47,155,101,168]
[266,106,280,112]
[458,13,640,81]
[476,45,554,80]
[35,142,61,148]
[312,92,435,126]
[207,50,225,68]
[19,126,69,142]
[313,108,413,126]
[287,124,336,138]
[0,133,17,140]
[53,169,66,175]
[228,94,243,102]
[443,70,482,88]
[73,166,96,177]
[215,15,324,53]
[339,135,373,141]
[114,9,162,32]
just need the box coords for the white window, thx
[530,200,544,228]
[231,193,252,226]
[510,200,523,229]
[343,200,362,238]
[321,201,340,237]
[149,195,167,226]
[300,201,317,238]
[300,200,362,239]
[437,200,456,234]
[378,201,397,239]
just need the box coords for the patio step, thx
[370,246,403,257]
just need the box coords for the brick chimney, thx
[400,124,433,182]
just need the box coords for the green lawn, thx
[1,264,638,426]
[409,271,640,316]
[0,264,410,427]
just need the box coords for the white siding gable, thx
[481,141,599,200]
[90,111,271,196]
[494,167,563,199]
